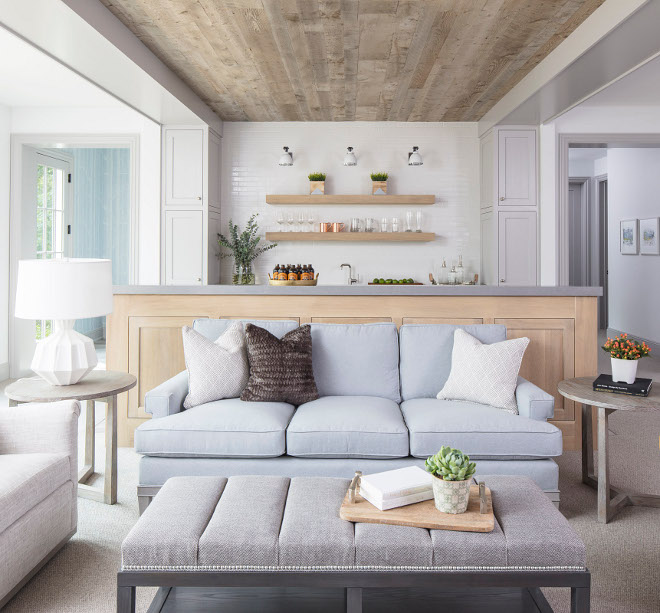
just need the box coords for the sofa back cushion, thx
[310,323,400,402]
[399,324,507,401]
[193,318,299,341]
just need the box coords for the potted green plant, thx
[370,172,388,195]
[217,214,277,285]
[425,446,476,514]
[602,333,651,384]
[308,172,326,195]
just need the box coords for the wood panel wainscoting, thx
[107,291,598,450]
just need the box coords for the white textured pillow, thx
[182,322,249,409]
[437,329,529,414]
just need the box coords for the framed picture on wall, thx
[639,217,660,255]
[620,219,638,255]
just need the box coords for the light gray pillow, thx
[182,322,249,409]
[437,329,529,414]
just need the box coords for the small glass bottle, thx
[278,264,289,281]
[273,264,280,279]
[439,257,448,284]
[308,264,315,279]
[288,264,299,281]
[456,255,464,284]
[448,264,457,285]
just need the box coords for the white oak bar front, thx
[107,285,601,449]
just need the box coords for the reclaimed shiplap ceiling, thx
[100,0,605,122]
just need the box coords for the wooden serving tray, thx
[268,273,319,286]
[368,282,423,285]
[339,485,494,533]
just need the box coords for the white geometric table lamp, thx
[15,258,113,385]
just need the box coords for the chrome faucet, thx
[340,263,358,285]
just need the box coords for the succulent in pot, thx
[370,172,388,195]
[425,446,476,514]
[308,172,326,195]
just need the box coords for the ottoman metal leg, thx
[344,587,362,613]
[117,585,135,613]
[571,586,590,613]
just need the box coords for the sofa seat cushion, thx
[0,452,70,533]
[286,396,409,459]
[135,399,295,458]
[401,399,562,460]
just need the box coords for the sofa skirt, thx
[139,455,559,494]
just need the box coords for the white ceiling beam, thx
[478,0,652,135]
[0,0,222,131]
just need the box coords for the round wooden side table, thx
[558,376,660,523]
[5,370,136,505]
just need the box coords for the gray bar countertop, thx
[114,284,603,297]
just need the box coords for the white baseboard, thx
[0,362,8,382]
[607,328,660,355]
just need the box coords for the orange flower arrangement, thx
[602,333,651,361]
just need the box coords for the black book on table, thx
[593,373,653,397]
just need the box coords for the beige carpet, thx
[3,410,660,613]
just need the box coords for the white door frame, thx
[557,133,660,285]
[9,134,140,378]
[567,177,590,286]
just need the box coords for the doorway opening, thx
[10,136,138,378]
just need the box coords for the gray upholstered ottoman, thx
[117,475,589,613]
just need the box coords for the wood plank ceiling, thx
[100,0,605,122]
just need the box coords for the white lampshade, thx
[15,258,113,320]
[343,146,357,166]
[408,146,423,166]
[278,146,293,166]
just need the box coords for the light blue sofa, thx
[135,320,561,513]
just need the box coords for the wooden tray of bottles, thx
[268,273,319,286]
[339,485,494,533]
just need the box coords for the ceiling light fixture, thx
[408,146,423,166]
[343,146,357,166]
[278,146,293,166]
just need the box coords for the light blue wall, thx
[54,148,131,339]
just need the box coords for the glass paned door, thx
[34,152,71,340]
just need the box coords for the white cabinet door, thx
[165,128,203,206]
[165,210,203,285]
[498,130,536,206]
[498,211,537,286]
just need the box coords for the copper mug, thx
[319,222,332,232]
[331,222,345,232]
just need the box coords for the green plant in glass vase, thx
[217,214,277,285]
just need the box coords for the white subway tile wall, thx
[219,122,479,285]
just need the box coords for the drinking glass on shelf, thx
[307,210,316,231]
[286,211,295,232]
[391,217,400,233]
[276,209,285,231]
[405,210,413,232]
[298,210,306,232]
[415,210,423,232]
[381,217,389,233]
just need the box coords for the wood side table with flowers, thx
[558,377,660,523]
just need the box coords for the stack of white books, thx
[359,466,433,511]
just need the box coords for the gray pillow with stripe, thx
[182,322,249,409]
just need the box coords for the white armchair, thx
[0,400,79,608]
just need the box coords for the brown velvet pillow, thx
[241,324,319,405]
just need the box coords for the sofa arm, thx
[0,400,80,456]
[516,377,555,421]
[144,370,188,419]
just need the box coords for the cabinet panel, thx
[498,130,536,206]
[496,318,575,421]
[480,211,495,286]
[310,317,392,324]
[127,316,204,417]
[498,211,537,286]
[165,128,203,205]
[165,210,203,285]
[208,130,221,213]
[402,317,483,325]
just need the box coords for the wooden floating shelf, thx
[265,232,436,242]
[266,194,435,205]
